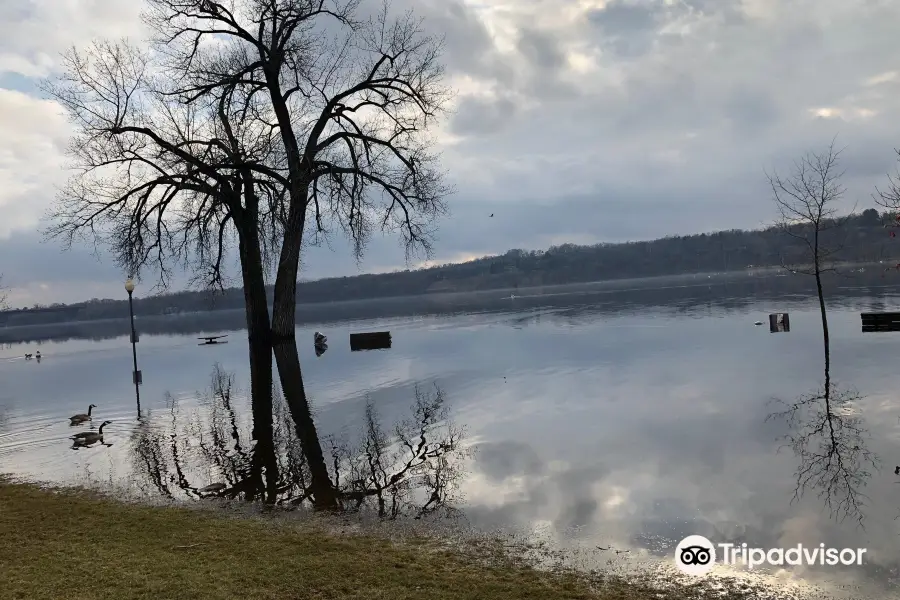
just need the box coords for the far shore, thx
[3,265,897,345]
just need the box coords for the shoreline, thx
[0,478,819,600]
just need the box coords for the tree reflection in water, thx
[130,364,469,519]
[768,380,878,525]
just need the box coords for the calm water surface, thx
[3,277,900,598]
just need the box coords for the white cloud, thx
[0,89,71,237]
[1,0,900,303]
[0,0,144,78]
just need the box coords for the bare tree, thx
[137,0,452,508]
[0,275,7,310]
[767,141,854,388]
[767,142,878,525]
[41,39,299,505]
[45,0,451,510]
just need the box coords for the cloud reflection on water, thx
[2,277,900,595]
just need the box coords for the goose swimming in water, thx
[71,420,111,447]
[69,404,97,425]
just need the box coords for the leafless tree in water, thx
[768,140,855,386]
[42,40,286,493]
[46,1,453,510]
[766,142,877,525]
[131,364,469,516]
[140,0,453,511]
[768,383,877,525]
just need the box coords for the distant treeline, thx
[3,208,898,327]
[3,269,899,344]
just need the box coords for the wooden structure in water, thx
[198,334,228,345]
[861,312,900,332]
[769,313,790,333]
[350,331,392,351]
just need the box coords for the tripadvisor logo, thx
[675,535,717,576]
[674,535,867,576]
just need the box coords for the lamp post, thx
[125,277,141,411]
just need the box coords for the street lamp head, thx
[124,278,135,294]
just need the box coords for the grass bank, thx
[0,480,660,600]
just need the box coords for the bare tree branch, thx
[767,138,855,278]
[132,364,469,516]
[767,382,877,526]
[767,140,854,396]
[143,0,453,274]
[41,40,287,293]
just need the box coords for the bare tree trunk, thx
[812,250,838,450]
[815,263,831,386]
[234,175,280,504]
[270,196,338,510]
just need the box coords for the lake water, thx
[3,274,900,598]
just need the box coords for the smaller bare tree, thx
[766,141,878,525]
[0,275,7,310]
[767,140,854,381]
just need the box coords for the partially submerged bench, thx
[861,312,900,332]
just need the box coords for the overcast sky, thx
[1,0,900,306]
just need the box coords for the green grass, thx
[0,480,662,600]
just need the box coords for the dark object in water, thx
[24,353,32,359]
[861,312,900,332]
[198,482,227,494]
[769,313,790,333]
[198,335,228,345]
[314,332,328,356]
[350,331,392,351]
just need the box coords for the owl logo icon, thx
[675,535,716,575]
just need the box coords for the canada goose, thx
[70,419,112,440]
[24,353,32,359]
[35,351,41,358]
[71,420,111,447]
[69,404,97,425]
